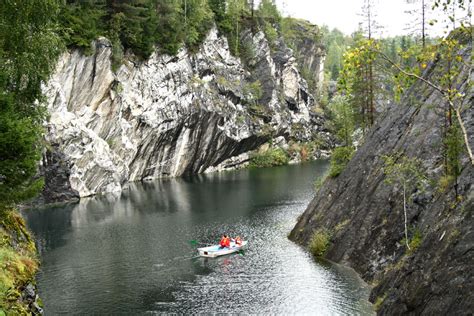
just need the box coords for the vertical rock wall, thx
[41,26,329,201]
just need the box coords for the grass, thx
[374,294,387,311]
[437,174,454,193]
[401,228,423,254]
[334,219,350,233]
[0,209,39,314]
[308,230,331,257]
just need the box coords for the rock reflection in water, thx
[25,161,374,314]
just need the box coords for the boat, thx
[197,241,248,258]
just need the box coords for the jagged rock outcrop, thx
[41,27,330,201]
[289,37,473,314]
[281,18,325,97]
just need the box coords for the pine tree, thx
[405,0,433,49]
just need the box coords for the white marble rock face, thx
[43,27,320,198]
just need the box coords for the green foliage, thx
[308,230,331,257]
[329,146,355,178]
[0,111,45,208]
[320,27,353,81]
[408,229,423,251]
[243,80,263,103]
[338,38,380,129]
[334,219,350,233]
[383,154,426,250]
[374,294,387,311]
[258,0,281,49]
[383,154,426,191]
[107,0,158,59]
[314,175,327,192]
[437,174,454,192]
[401,228,423,254]
[328,95,354,146]
[153,0,184,55]
[250,148,289,168]
[57,0,215,58]
[183,0,214,51]
[445,122,463,179]
[0,0,62,210]
[0,209,39,313]
[59,1,106,54]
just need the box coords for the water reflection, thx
[24,161,373,314]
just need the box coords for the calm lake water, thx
[25,161,374,315]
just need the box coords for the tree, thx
[378,0,473,171]
[405,0,433,49]
[154,0,184,55]
[360,0,379,40]
[383,155,426,250]
[182,0,214,50]
[59,0,107,52]
[321,27,351,81]
[339,37,380,131]
[227,0,249,55]
[257,0,281,47]
[208,0,229,34]
[106,0,156,58]
[328,95,354,147]
[0,0,62,210]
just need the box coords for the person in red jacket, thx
[219,235,230,249]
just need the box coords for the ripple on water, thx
[26,161,373,314]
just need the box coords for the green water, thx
[25,161,374,314]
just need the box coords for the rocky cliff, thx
[40,26,330,203]
[282,18,325,98]
[289,37,473,314]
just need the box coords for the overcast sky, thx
[274,0,466,37]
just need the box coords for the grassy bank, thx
[0,209,41,314]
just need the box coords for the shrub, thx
[408,229,422,252]
[401,228,423,254]
[437,174,454,192]
[0,210,39,313]
[329,146,354,177]
[250,148,289,168]
[308,230,331,257]
[374,294,387,311]
[314,172,328,192]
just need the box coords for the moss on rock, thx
[0,209,41,314]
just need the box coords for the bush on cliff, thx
[329,146,354,177]
[309,230,331,257]
[250,148,289,168]
[0,209,39,314]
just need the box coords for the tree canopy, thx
[0,0,62,210]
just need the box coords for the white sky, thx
[275,0,469,37]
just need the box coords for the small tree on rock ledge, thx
[383,154,426,250]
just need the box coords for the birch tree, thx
[383,155,426,250]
